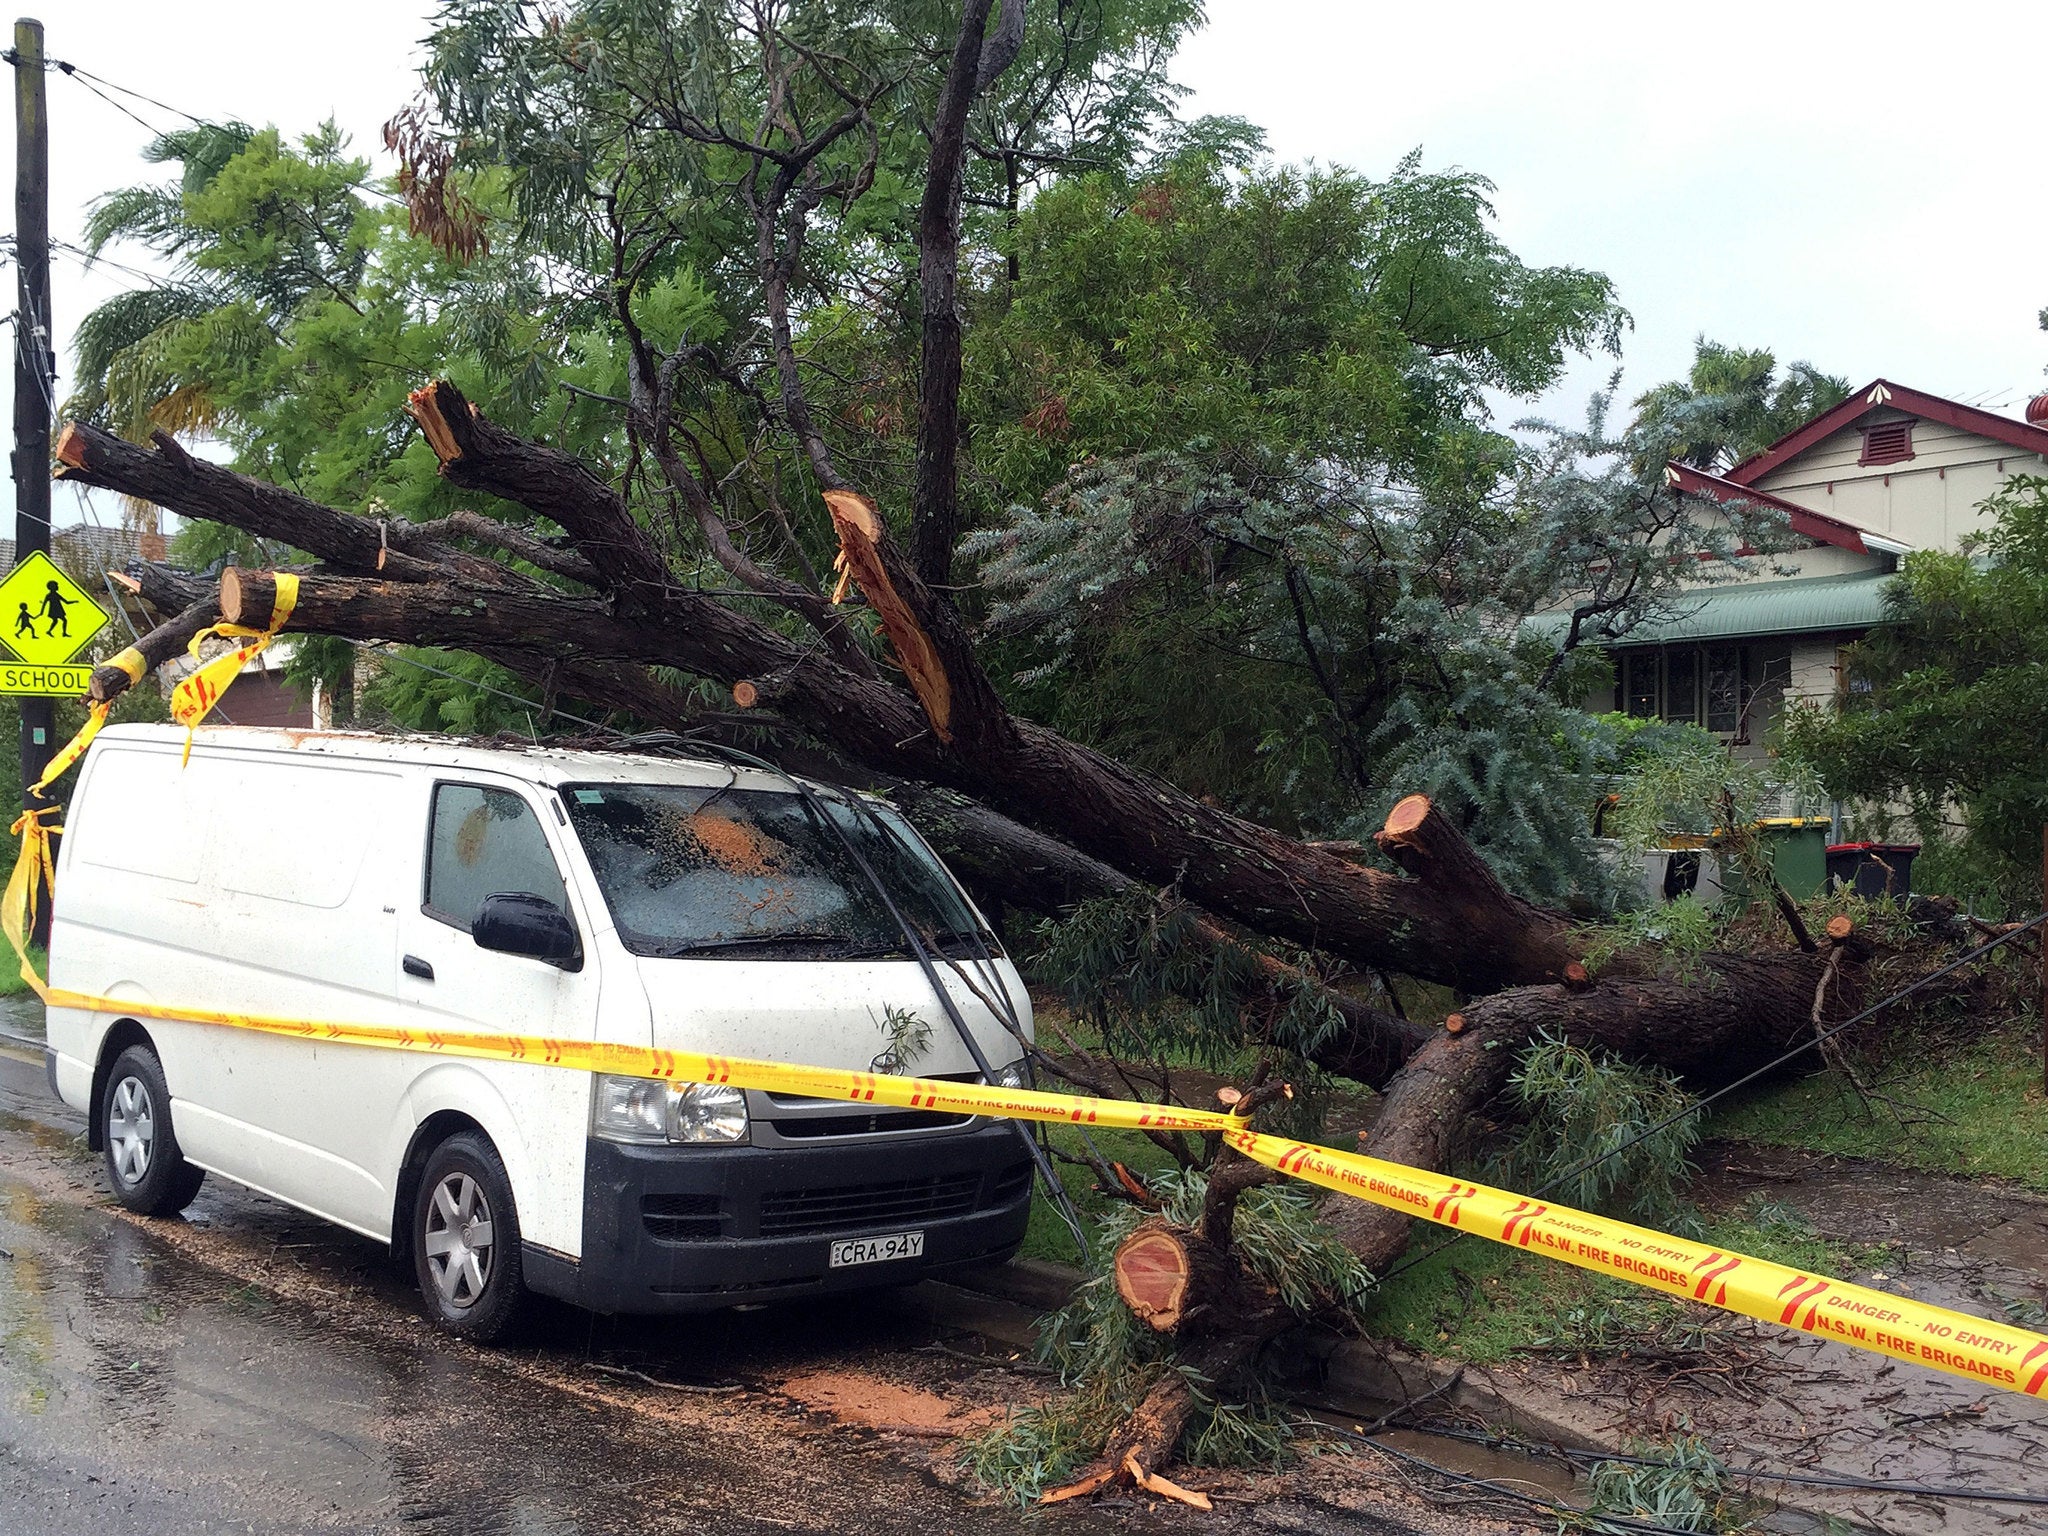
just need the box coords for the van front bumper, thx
[526,1124,1035,1314]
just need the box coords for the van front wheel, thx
[412,1131,526,1342]
[101,1044,206,1217]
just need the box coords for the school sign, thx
[0,552,109,696]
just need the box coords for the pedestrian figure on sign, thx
[13,602,33,643]
[38,581,69,638]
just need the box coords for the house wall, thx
[1750,409,2048,552]
[205,670,316,729]
[1668,537,1886,593]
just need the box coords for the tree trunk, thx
[1114,1220,1241,1334]
[1328,939,1866,1275]
[1051,1217,1295,1509]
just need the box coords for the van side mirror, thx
[472,892,581,968]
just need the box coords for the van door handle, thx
[402,955,435,981]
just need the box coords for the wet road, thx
[0,1047,1481,1536]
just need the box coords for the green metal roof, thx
[1532,571,1899,650]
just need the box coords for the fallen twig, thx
[915,1342,1056,1375]
[586,1361,745,1395]
[1351,1366,1466,1436]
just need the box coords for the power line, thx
[33,51,404,207]
[53,60,173,138]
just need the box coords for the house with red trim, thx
[1579,381,2048,752]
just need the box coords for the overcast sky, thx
[18,0,2048,531]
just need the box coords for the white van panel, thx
[66,745,206,884]
[210,758,387,909]
[53,744,413,1236]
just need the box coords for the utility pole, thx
[11,17,52,943]
[10,18,51,815]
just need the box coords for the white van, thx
[45,726,1037,1339]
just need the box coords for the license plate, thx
[829,1230,925,1268]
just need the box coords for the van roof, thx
[93,724,827,795]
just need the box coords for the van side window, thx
[425,784,570,931]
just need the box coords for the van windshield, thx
[559,782,989,960]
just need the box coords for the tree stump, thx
[1113,1220,1236,1335]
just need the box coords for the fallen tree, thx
[46,0,1900,1502]
[59,417,1579,997]
[61,401,1895,1505]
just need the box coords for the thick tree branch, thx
[909,0,996,590]
[390,509,602,587]
[88,593,216,705]
[55,424,460,585]
[406,381,674,602]
[1330,944,1865,1274]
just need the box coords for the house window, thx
[1663,648,1699,726]
[1704,646,1747,734]
[1622,651,1659,718]
[1859,420,1915,466]
[1838,645,1875,699]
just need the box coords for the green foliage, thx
[1781,476,2048,905]
[1578,895,1726,977]
[963,155,1638,888]
[1030,888,1345,1069]
[967,1167,1370,1503]
[0,946,47,999]
[1711,1009,2048,1190]
[874,1003,933,1070]
[1602,719,1820,855]
[1585,1434,1754,1534]
[1496,1032,1701,1223]
[970,358,1803,905]
[358,648,554,737]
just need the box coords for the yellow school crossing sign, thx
[0,552,109,696]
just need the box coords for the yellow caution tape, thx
[6,783,2046,1400]
[30,701,111,795]
[169,574,298,762]
[4,808,60,980]
[18,644,152,798]
[1225,1133,2048,1396]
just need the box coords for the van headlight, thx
[592,1076,750,1145]
[992,1059,1031,1090]
[672,1083,749,1144]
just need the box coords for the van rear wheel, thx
[101,1044,205,1217]
[412,1131,526,1342]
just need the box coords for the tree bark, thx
[909,0,996,590]
[55,424,493,587]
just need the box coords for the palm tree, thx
[1633,337,1851,473]
[66,122,257,447]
